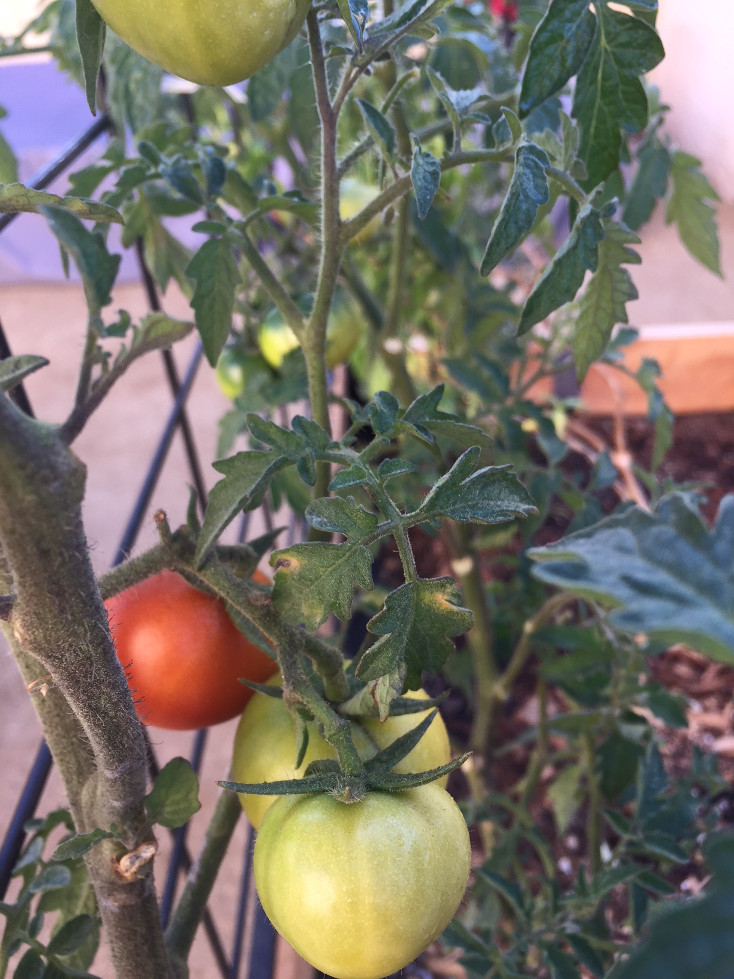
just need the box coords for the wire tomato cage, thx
[0,111,283,979]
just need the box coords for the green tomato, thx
[340,177,381,244]
[257,299,363,371]
[325,295,363,369]
[215,347,272,400]
[257,310,300,370]
[254,784,471,979]
[231,675,452,829]
[89,0,310,87]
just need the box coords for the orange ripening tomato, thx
[106,569,276,730]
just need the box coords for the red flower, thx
[490,0,518,20]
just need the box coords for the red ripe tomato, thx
[105,569,275,730]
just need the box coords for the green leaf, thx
[75,0,105,114]
[573,219,640,378]
[28,864,72,894]
[41,206,121,313]
[195,451,288,564]
[425,68,484,146]
[186,237,239,366]
[51,829,112,862]
[613,848,734,979]
[547,762,583,834]
[622,137,671,231]
[530,493,734,664]
[544,944,579,979]
[480,142,550,275]
[14,949,45,979]
[144,757,201,829]
[130,312,193,356]
[337,0,369,49]
[271,541,374,629]
[417,446,537,526]
[356,99,396,161]
[572,5,664,188]
[46,914,96,957]
[519,0,596,116]
[0,355,49,393]
[565,933,605,977]
[665,150,721,275]
[358,578,473,689]
[596,733,644,799]
[305,497,379,539]
[411,146,441,220]
[518,201,605,334]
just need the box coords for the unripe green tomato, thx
[231,675,451,829]
[89,0,311,87]
[254,784,471,979]
[215,347,272,400]
[257,310,300,370]
[340,177,381,244]
[324,296,362,369]
[257,301,362,371]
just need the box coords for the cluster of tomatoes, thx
[106,572,470,979]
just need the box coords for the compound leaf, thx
[271,542,374,629]
[529,493,734,663]
[573,219,641,378]
[665,150,721,275]
[358,577,473,689]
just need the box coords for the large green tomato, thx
[257,297,362,371]
[231,676,451,829]
[254,784,471,979]
[89,0,311,87]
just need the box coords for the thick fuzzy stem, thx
[0,394,172,979]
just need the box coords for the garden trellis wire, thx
[0,111,281,979]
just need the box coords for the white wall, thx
[648,1,733,202]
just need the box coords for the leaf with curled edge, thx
[358,577,473,691]
[416,446,537,526]
[530,492,734,664]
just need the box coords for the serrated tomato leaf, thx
[573,219,641,378]
[271,542,374,629]
[411,146,441,220]
[196,451,289,565]
[358,578,473,688]
[572,5,664,189]
[417,446,537,526]
[305,497,379,538]
[519,0,596,116]
[665,150,721,275]
[186,237,239,366]
[518,201,605,334]
[529,493,734,664]
[481,143,550,275]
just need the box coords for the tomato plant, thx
[253,784,471,979]
[231,677,451,828]
[105,570,276,730]
[88,0,311,85]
